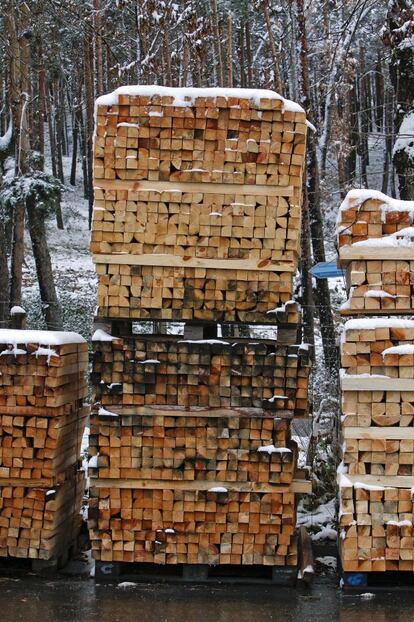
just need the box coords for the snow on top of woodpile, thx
[0,329,86,346]
[92,329,116,341]
[336,189,414,227]
[95,85,304,113]
[382,344,414,356]
[351,227,414,248]
[344,318,414,331]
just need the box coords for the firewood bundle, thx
[89,409,296,484]
[92,86,306,323]
[88,485,298,566]
[0,330,88,561]
[91,334,310,414]
[0,473,84,560]
[339,482,414,572]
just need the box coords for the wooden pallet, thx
[94,559,297,585]
[342,570,414,592]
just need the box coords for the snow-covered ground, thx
[21,147,96,339]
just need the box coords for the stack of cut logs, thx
[88,86,311,569]
[337,189,414,572]
[0,330,88,561]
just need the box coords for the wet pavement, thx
[1,573,414,622]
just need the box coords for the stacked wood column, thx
[337,190,414,572]
[88,86,311,568]
[0,330,88,561]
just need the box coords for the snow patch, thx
[92,329,116,341]
[95,85,304,113]
[0,329,85,346]
[257,445,292,455]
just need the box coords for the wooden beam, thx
[94,178,294,197]
[92,253,296,273]
[340,308,414,316]
[341,376,414,391]
[343,427,414,440]
[338,245,414,264]
[95,405,297,419]
[90,477,312,494]
[341,474,414,489]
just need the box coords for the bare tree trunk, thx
[262,0,283,95]
[210,0,224,87]
[94,0,104,96]
[84,32,95,227]
[70,104,79,186]
[45,85,57,178]
[384,0,414,200]
[300,182,315,350]
[227,15,233,87]
[7,4,30,309]
[26,195,62,329]
[374,52,384,132]
[37,40,45,156]
[358,45,369,187]
[382,86,394,195]
[296,0,337,371]
[239,24,246,88]
[245,20,253,88]
[0,220,9,324]
[54,79,65,183]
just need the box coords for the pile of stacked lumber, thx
[91,334,310,414]
[337,190,414,315]
[0,330,88,561]
[337,190,414,573]
[89,409,296,484]
[89,86,311,571]
[91,86,306,324]
[88,486,297,565]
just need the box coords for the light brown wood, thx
[94,178,295,197]
[93,253,296,273]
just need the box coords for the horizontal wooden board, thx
[343,427,414,440]
[341,474,414,489]
[93,253,296,273]
[341,376,414,391]
[338,246,414,264]
[95,405,299,419]
[90,477,312,494]
[94,179,294,197]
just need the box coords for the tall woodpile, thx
[0,330,88,561]
[337,189,414,572]
[88,86,311,569]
